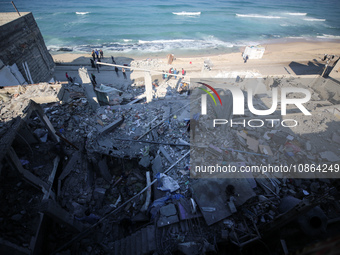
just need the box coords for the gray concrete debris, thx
[139,156,150,168]
[152,154,163,174]
[319,151,340,162]
[159,203,177,217]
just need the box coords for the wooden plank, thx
[7,147,48,191]
[59,151,80,181]
[43,156,60,200]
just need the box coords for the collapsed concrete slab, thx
[191,177,256,226]
[78,67,100,111]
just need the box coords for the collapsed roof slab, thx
[191,177,256,226]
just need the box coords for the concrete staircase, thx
[113,225,156,255]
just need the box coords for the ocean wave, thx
[303,18,326,22]
[286,12,307,16]
[76,12,90,15]
[286,36,305,39]
[317,34,340,39]
[280,24,297,27]
[172,11,201,16]
[138,39,196,44]
[48,37,237,54]
[236,14,281,19]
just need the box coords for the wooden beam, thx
[7,147,49,191]
[43,156,60,200]
[30,101,60,143]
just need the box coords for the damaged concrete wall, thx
[0,12,55,84]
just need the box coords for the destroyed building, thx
[1,11,340,255]
[0,12,55,85]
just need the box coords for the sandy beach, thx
[52,41,340,80]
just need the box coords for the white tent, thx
[243,45,265,59]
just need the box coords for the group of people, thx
[90,49,105,73]
[91,49,104,60]
[163,67,185,80]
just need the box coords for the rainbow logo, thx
[197,82,223,106]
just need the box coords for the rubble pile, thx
[1,72,340,255]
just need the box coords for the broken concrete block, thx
[247,136,259,152]
[286,135,294,141]
[98,117,124,136]
[152,155,163,174]
[259,145,273,156]
[319,151,340,162]
[139,156,150,168]
[160,204,177,217]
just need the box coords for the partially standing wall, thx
[0,12,55,84]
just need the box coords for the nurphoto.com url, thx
[194,163,340,175]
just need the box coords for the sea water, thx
[2,0,340,56]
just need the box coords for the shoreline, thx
[50,37,340,62]
[51,40,340,75]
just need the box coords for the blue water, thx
[2,0,340,56]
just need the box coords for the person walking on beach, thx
[122,67,127,79]
[174,68,178,79]
[182,68,185,76]
[100,49,104,59]
[115,66,119,77]
[92,50,96,61]
[91,73,97,86]
[244,55,249,63]
[95,49,99,59]
[111,56,116,64]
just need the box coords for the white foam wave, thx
[76,12,90,15]
[286,12,307,16]
[303,18,326,22]
[236,14,281,19]
[48,37,239,54]
[317,34,340,39]
[138,39,196,44]
[286,36,304,39]
[280,24,297,27]
[172,11,201,16]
